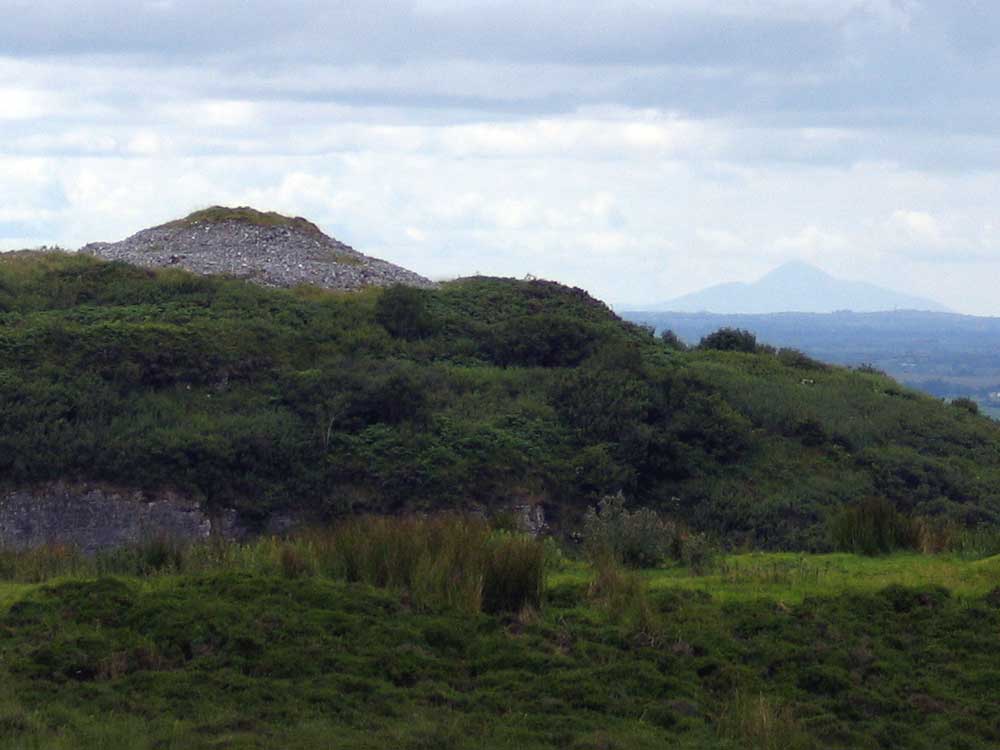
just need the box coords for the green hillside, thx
[2,251,999,548]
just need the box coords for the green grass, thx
[0,582,34,612]
[1,530,999,749]
[0,547,998,749]
[159,206,325,237]
[551,552,1000,604]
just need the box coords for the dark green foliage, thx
[2,253,1000,548]
[829,497,919,555]
[374,283,437,339]
[1,568,999,749]
[659,328,687,350]
[951,397,980,415]
[699,327,758,352]
[583,493,716,572]
[777,347,829,371]
[583,492,679,567]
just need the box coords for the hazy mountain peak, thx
[647,261,948,314]
[761,260,832,283]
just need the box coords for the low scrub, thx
[583,492,715,571]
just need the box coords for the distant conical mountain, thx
[650,261,948,313]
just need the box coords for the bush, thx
[855,363,886,376]
[375,284,436,340]
[583,492,678,568]
[829,497,918,555]
[678,530,715,575]
[777,348,828,371]
[951,397,980,416]
[699,327,758,353]
[659,329,687,351]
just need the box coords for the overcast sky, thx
[2,0,1000,313]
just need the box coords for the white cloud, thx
[887,209,944,244]
[0,87,53,119]
[3,4,1000,314]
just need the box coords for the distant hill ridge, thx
[80,206,435,291]
[648,261,948,314]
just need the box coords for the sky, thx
[2,1,1000,314]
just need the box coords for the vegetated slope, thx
[79,206,435,291]
[622,308,1000,417]
[1,251,999,548]
[1,570,998,749]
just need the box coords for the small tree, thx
[698,327,757,353]
[659,329,687,351]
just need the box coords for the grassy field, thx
[553,552,1000,604]
[0,530,998,750]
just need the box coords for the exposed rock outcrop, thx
[79,206,436,292]
[0,482,245,554]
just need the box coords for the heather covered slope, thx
[1,251,999,547]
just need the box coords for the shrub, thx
[678,530,715,575]
[951,397,980,416]
[829,497,918,555]
[777,347,828,371]
[659,329,687,351]
[855,363,886,376]
[583,492,678,568]
[699,327,758,353]
[374,284,436,340]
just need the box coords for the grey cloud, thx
[1,1,841,68]
[5,0,1000,140]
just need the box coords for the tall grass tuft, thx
[0,516,546,615]
[301,515,545,614]
[587,552,660,639]
[948,524,1000,560]
[715,689,812,750]
[829,497,918,555]
[0,543,89,582]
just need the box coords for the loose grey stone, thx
[79,206,436,292]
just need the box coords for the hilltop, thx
[646,261,948,314]
[1,250,999,550]
[622,308,1000,418]
[79,206,435,291]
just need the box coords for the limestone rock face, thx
[0,482,242,553]
[79,206,435,292]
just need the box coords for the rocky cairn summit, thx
[80,206,435,291]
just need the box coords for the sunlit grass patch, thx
[0,583,35,613]
[548,551,1000,606]
[634,552,1000,604]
